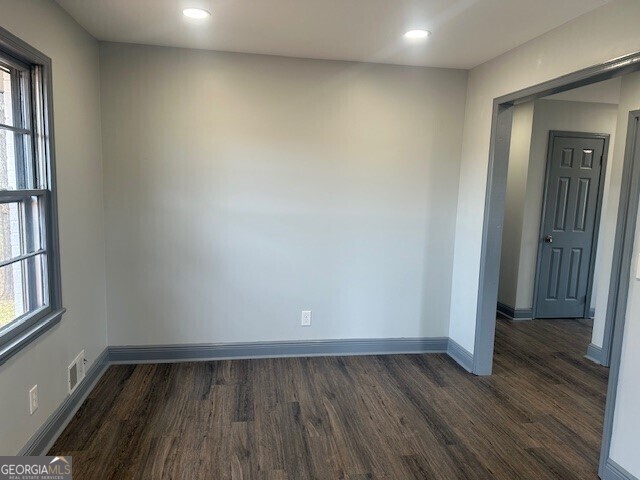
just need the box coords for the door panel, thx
[536,134,605,318]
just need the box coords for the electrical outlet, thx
[29,385,38,415]
[301,310,312,326]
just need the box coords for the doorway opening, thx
[496,84,617,363]
[475,51,640,478]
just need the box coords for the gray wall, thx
[99,43,468,346]
[0,0,108,455]
[499,100,619,314]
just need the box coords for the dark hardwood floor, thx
[50,318,608,479]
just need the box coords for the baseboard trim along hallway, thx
[446,338,474,372]
[586,343,604,365]
[602,459,639,480]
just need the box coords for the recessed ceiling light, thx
[183,8,211,19]
[404,30,431,39]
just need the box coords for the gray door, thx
[535,133,606,318]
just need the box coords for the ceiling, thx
[55,0,611,69]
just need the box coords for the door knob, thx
[544,235,553,243]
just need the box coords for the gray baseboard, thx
[447,338,474,372]
[497,302,533,321]
[18,347,110,456]
[108,337,450,363]
[19,335,475,457]
[602,459,638,480]
[586,343,604,365]
[589,307,596,318]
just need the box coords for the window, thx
[0,29,64,365]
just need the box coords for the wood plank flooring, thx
[50,318,608,479]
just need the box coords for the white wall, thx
[546,77,622,104]
[592,74,640,349]
[498,102,534,309]
[449,0,640,475]
[100,43,468,346]
[0,0,107,455]
[606,71,640,474]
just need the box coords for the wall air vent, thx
[68,350,86,394]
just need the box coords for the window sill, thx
[0,308,66,366]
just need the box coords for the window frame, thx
[0,27,64,365]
